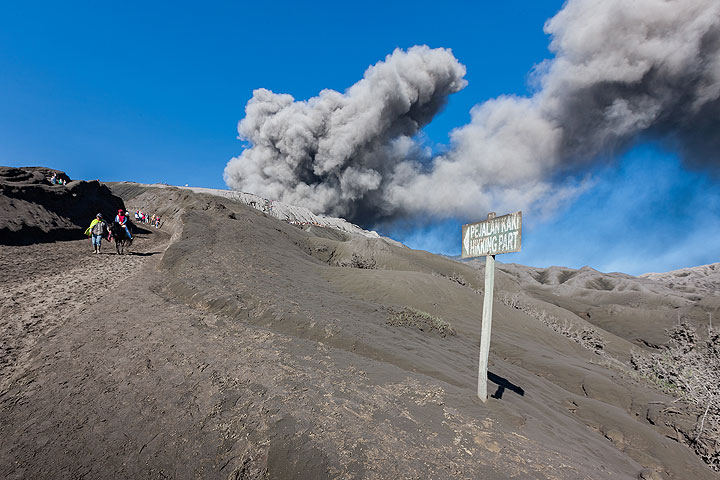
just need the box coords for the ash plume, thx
[226,0,720,223]
[224,46,467,221]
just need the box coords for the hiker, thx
[85,213,108,253]
[115,209,133,240]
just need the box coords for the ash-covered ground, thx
[1,168,718,479]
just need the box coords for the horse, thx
[108,221,133,255]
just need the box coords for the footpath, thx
[0,231,166,394]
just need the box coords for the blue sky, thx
[2,1,717,274]
[388,145,720,274]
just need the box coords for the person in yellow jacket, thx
[84,213,108,254]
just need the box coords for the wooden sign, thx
[462,211,522,403]
[462,211,521,258]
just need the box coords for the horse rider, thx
[115,209,133,240]
[85,213,108,254]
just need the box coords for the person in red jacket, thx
[114,209,133,240]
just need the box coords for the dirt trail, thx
[0,229,618,479]
[0,232,166,394]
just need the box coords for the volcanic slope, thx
[0,166,125,244]
[493,262,720,350]
[0,182,715,479]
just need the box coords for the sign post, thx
[462,211,522,402]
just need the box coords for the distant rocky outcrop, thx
[0,166,125,245]
[641,263,720,296]
[157,184,400,243]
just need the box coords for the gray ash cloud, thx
[224,46,467,222]
[225,0,720,224]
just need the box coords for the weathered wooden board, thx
[461,211,521,258]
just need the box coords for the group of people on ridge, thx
[134,210,162,228]
[85,209,133,253]
[49,173,67,186]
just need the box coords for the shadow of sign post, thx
[462,211,522,402]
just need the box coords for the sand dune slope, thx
[0,181,716,479]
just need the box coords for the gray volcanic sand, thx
[494,263,720,350]
[0,182,717,479]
